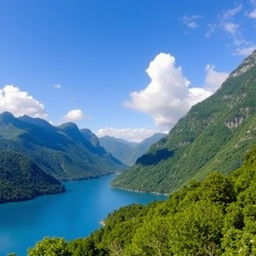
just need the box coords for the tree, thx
[168,200,224,256]
[28,237,71,256]
[129,216,171,256]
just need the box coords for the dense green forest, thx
[20,146,256,256]
[0,112,124,181]
[112,50,256,194]
[0,151,64,203]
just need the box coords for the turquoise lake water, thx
[0,175,166,255]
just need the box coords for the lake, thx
[0,175,166,255]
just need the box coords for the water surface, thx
[0,175,166,255]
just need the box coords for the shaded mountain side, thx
[99,133,165,166]
[112,50,256,194]
[0,151,64,203]
[80,128,101,148]
[0,113,125,181]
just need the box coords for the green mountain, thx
[80,128,102,147]
[112,50,256,194]
[28,146,256,255]
[99,133,165,166]
[99,136,138,166]
[0,151,64,203]
[0,112,124,181]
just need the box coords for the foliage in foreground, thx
[19,147,256,255]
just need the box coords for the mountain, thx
[99,136,137,166]
[0,151,64,203]
[0,113,124,181]
[80,128,101,147]
[112,50,256,194]
[99,133,165,166]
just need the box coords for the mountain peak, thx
[18,115,55,130]
[59,122,79,131]
[0,111,16,123]
[230,49,256,78]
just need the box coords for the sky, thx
[0,0,255,142]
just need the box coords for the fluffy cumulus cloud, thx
[125,53,228,130]
[63,109,85,122]
[97,127,159,143]
[0,85,47,118]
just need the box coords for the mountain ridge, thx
[0,112,125,181]
[112,50,256,194]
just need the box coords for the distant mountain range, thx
[113,50,256,194]
[0,112,125,182]
[99,133,166,166]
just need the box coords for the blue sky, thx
[0,0,255,141]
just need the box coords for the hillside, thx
[0,113,124,181]
[99,133,165,166]
[27,146,256,255]
[0,151,64,203]
[112,50,256,193]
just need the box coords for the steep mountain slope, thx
[0,151,64,203]
[99,136,138,165]
[99,133,165,165]
[0,113,124,180]
[80,128,101,147]
[112,50,256,193]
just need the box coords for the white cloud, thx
[0,85,47,118]
[205,64,229,92]
[222,4,243,19]
[53,84,62,89]
[125,53,190,129]
[182,15,201,29]
[222,22,239,34]
[63,109,84,122]
[97,127,160,143]
[248,0,256,19]
[248,9,256,19]
[219,5,241,35]
[234,45,256,56]
[125,53,228,130]
[209,4,255,57]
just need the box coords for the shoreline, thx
[0,172,118,205]
[111,185,169,197]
